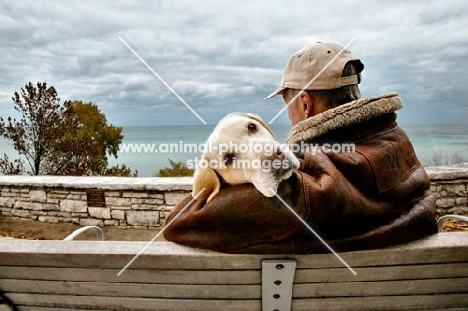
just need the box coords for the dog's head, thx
[193,112,299,202]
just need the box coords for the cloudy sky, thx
[1,0,467,126]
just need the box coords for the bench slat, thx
[296,262,468,283]
[0,233,467,270]
[4,293,260,311]
[0,267,260,285]
[6,292,468,311]
[21,308,114,311]
[19,306,468,311]
[1,277,467,299]
[292,293,468,311]
[1,244,467,270]
[294,277,468,297]
[2,262,468,284]
[0,280,261,299]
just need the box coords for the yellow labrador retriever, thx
[193,112,299,202]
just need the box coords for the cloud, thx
[0,0,467,126]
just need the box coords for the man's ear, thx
[300,91,315,118]
[192,166,221,203]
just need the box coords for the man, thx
[163,42,437,254]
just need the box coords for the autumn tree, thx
[0,82,64,175]
[47,100,137,176]
[0,82,137,176]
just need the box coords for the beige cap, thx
[265,42,364,99]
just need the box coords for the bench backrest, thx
[1,232,468,311]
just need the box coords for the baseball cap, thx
[265,42,364,99]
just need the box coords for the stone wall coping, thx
[0,175,193,191]
[425,165,468,181]
[0,165,467,190]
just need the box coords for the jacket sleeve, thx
[162,150,437,253]
[163,152,357,252]
[162,170,307,253]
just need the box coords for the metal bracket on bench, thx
[63,226,104,241]
[262,259,297,311]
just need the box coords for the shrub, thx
[154,159,194,177]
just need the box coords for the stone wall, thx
[0,166,467,228]
[0,176,192,228]
[426,166,468,215]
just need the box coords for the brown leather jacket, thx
[163,93,438,254]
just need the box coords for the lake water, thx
[111,124,468,176]
[1,124,468,176]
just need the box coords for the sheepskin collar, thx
[286,92,403,144]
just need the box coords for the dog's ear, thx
[192,166,221,203]
[245,113,277,140]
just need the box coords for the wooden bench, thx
[0,231,467,311]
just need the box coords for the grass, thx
[422,151,466,167]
